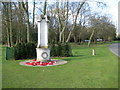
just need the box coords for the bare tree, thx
[55,0,69,42]
[66,0,86,42]
[2,3,11,47]
[13,2,25,44]
[21,0,30,43]
[9,2,13,46]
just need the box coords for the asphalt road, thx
[109,43,120,57]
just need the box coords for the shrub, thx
[25,43,36,59]
[14,42,36,60]
[62,43,69,57]
[14,42,72,60]
[50,41,56,57]
[50,42,72,57]
[14,43,25,60]
[56,42,62,56]
[62,43,72,57]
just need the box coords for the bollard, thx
[92,49,95,56]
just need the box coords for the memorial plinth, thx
[36,48,50,62]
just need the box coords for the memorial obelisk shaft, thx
[36,15,50,62]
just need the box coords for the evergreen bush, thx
[50,42,72,57]
[25,43,36,59]
[56,42,62,56]
[14,42,36,60]
[14,43,25,60]
[50,41,56,57]
[14,42,72,60]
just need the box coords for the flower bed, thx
[19,59,67,67]
[25,59,56,66]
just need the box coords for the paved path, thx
[109,43,120,57]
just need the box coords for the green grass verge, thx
[2,43,118,88]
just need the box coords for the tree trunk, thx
[26,1,30,43]
[88,29,95,47]
[66,31,72,42]
[59,32,62,42]
[33,0,35,28]
[6,11,11,47]
[21,1,30,43]
[43,0,47,15]
[79,32,81,43]
[62,32,65,43]
[9,2,13,46]
[26,12,30,42]
[6,27,11,47]
[56,2,62,42]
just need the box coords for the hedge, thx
[50,42,72,57]
[6,47,14,60]
[14,42,72,60]
[14,42,36,60]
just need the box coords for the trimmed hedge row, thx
[14,43,36,60]
[50,42,72,57]
[6,47,14,60]
[14,42,72,60]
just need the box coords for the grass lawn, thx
[2,43,118,88]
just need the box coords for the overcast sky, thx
[28,0,119,33]
[98,0,119,32]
